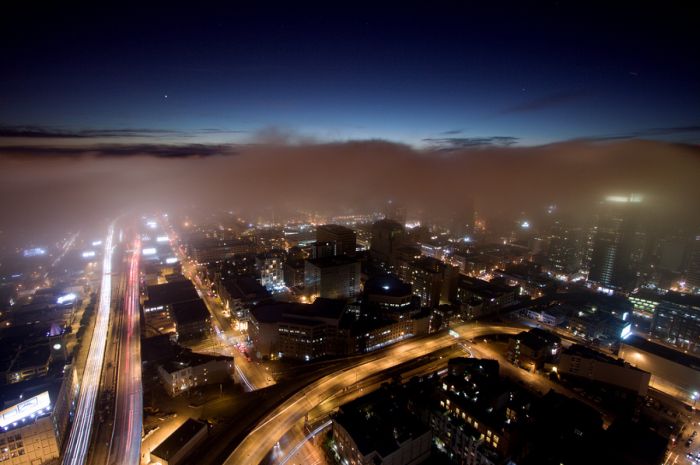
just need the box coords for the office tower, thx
[588,195,646,290]
[316,224,357,256]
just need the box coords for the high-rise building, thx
[383,200,406,225]
[316,224,357,256]
[547,218,585,275]
[370,219,406,267]
[304,256,361,300]
[687,233,700,290]
[451,198,475,239]
[650,293,700,353]
[588,195,646,290]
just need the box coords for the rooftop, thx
[335,387,429,459]
[623,335,700,371]
[170,299,210,325]
[145,280,199,309]
[151,418,207,461]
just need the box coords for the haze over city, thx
[0,3,699,465]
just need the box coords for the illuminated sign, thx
[91,240,103,246]
[57,293,77,305]
[0,391,51,428]
[142,247,157,256]
[82,250,96,258]
[165,257,178,264]
[23,248,46,257]
[156,235,169,243]
[620,323,632,340]
[146,221,158,229]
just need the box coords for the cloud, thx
[500,90,587,114]
[422,136,519,150]
[0,143,238,158]
[577,125,700,142]
[440,129,463,135]
[0,125,245,139]
[0,138,699,247]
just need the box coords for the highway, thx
[107,237,143,465]
[224,323,522,465]
[62,223,115,465]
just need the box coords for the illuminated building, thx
[687,233,700,290]
[588,195,647,290]
[455,275,518,319]
[558,344,650,396]
[396,256,457,309]
[216,276,271,319]
[507,328,561,371]
[362,275,420,321]
[316,224,357,256]
[248,299,347,360]
[547,218,586,275]
[309,240,336,259]
[0,370,77,465]
[304,256,360,300]
[157,351,234,397]
[619,335,700,402]
[255,250,285,292]
[143,279,200,339]
[650,293,700,353]
[332,387,431,465]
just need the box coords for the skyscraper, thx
[588,195,646,290]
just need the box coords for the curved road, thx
[224,323,522,465]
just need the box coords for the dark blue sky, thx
[1,2,698,147]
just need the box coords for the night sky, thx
[1,2,698,149]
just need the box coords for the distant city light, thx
[82,250,96,258]
[91,240,102,246]
[23,247,46,257]
[605,194,643,203]
[382,285,390,291]
[156,235,169,242]
[521,221,530,229]
[165,257,178,264]
[142,247,157,256]
[146,220,157,229]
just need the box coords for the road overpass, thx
[224,323,523,465]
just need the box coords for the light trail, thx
[62,223,115,465]
[277,420,332,465]
[225,324,523,465]
[107,237,142,465]
[236,364,256,391]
